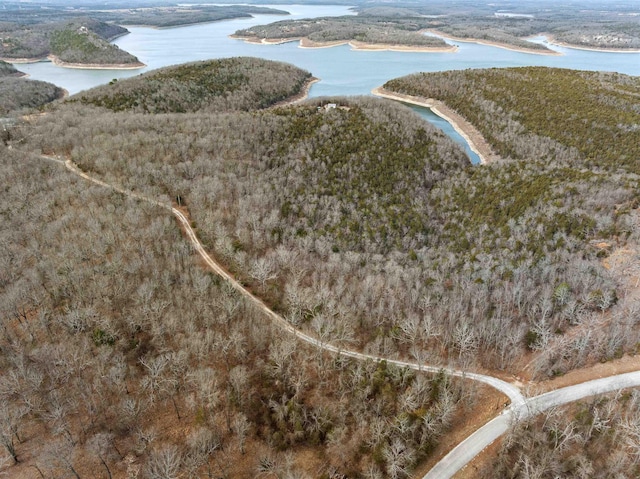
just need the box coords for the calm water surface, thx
[14,5,640,164]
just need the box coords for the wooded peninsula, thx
[234,3,640,53]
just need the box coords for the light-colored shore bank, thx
[48,55,146,70]
[301,37,458,53]
[428,29,562,56]
[544,35,640,53]
[4,55,145,70]
[231,34,457,53]
[372,86,498,165]
[270,77,319,108]
[1,57,48,64]
[230,34,300,45]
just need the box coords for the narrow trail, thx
[39,153,640,479]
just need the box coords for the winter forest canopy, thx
[2,53,640,477]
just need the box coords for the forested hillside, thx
[15,62,638,388]
[0,18,140,66]
[0,61,21,77]
[49,25,140,66]
[385,68,640,172]
[234,16,449,48]
[16,62,639,387]
[0,58,476,478]
[383,67,640,375]
[74,57,313,113]
[6,57,640,477]
[0,77,64,115]
[0,62,64,115]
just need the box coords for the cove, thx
[12,5,640,164]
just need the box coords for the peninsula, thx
[0,60,65,114]
[232,16,454,52]
[234,4,640,55]
[0,19,144,69]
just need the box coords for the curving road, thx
[43,155,640,479]
[60,157,526,407]
[425,370,640,478]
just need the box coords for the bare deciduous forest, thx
[485,391,640,478]
[235,2,640,52]
[1,57,481,478]
[3,56,640,477]
[0,18,138,65]
[0,61,64,116]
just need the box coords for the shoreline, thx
[48,55,146,70]
[232,34,457,53]
[230,34,300,45]
[1,57,48,64]
[4,55,146,70]
[303,37,458,53]
[372,86,498,165]
[428,29,562,56]
[270,77,319,108]
[544,34,640,53]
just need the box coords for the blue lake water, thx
[13,5,640,164]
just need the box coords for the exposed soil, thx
[427,29,562,56]
[413,384,508,478]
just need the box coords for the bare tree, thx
[250,257,277,291]
[87,433,117,479]
[232,413,250,454]
[0,399,29,466]
[145,445,181,479]
[383,438,415,479]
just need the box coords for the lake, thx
[13,5,640,164]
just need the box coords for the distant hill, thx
[234,16,450,49]
[0,60,64,115]
[97,5,289,28]
[0,3,289,29]
[0,76,64,115]
[0,18,140,66]
[74,57,313,113]
[0,60,21,77]
[50,23,141,66]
